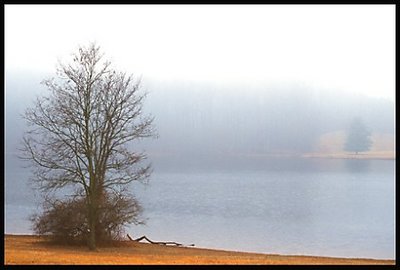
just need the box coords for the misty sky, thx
[5,4,395,101]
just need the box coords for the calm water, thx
[5,157,395,259]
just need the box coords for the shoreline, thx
[4,234,395,265]
[217,151,395,160]
[301,152,395,160]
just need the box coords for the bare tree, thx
[20,43,156,250]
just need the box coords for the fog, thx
[5,71,394,173]
[146,80,394,155]
[5,69,395,206]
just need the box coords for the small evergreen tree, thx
[344,117,372,154]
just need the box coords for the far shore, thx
[301,151,395,160]
[222,151,395,160]
[4,234,395,265]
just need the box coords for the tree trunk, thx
[87,174,105,251]
[88,204,97,251]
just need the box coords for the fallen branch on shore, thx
[127,234,194,247]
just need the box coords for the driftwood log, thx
[127,234,194,247]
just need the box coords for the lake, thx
[5,157,395,259]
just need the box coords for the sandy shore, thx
[4,234,394,265]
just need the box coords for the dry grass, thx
[4,234,395,265]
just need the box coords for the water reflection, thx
[344,159,371,173]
